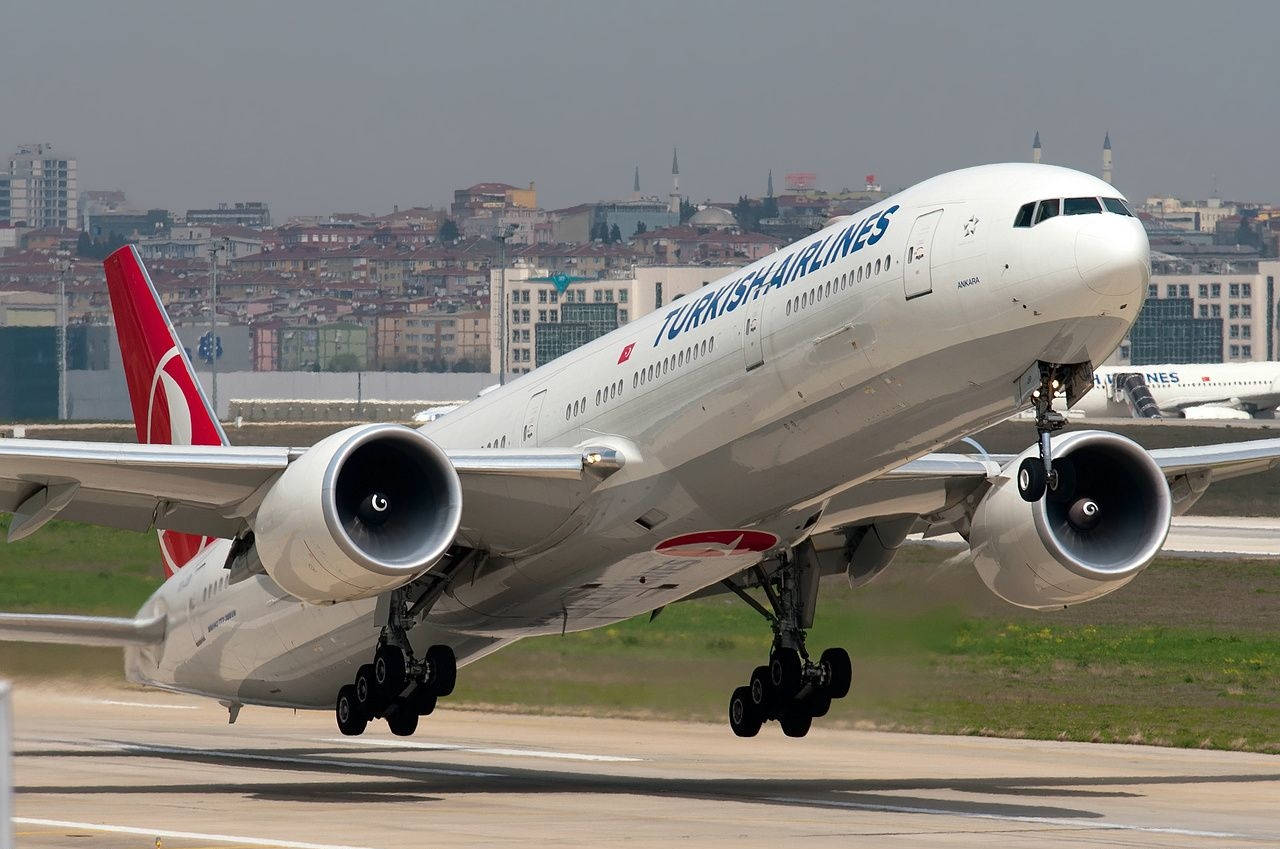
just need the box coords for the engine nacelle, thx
[253,424,463,604]
[969,430,1171,609]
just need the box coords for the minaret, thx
[1032,131,1042,165]
[1102,131,1113,185]
[633,165,641,199]
[669,147,681,215]
[767,169,774,198]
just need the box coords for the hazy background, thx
[1,0,1271,217]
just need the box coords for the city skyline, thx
[3,1,1278,218]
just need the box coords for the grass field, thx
[0,517,1276,752]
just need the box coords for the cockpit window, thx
[1013,202,1035,228]
[1064,196,1103,215]
[1034,198,1060,225]
[1102,197,1134,217]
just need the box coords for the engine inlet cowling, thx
[253,424,463,603]
[968,430,1171,609]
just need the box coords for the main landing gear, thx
[722,544,852,738]
[334,586,458,736]
[1017,368,1070,503]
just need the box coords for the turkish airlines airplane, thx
[1076,363,1280,419]
[4,163,1280,740]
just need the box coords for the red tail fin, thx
[104,245,227,576]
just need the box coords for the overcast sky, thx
[2,1,1274,219]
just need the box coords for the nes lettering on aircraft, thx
[1095,371,1182,386]
[652,204,900,346]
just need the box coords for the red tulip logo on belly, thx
[654,530,778,558]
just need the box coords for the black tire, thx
[335,685,367,736]
[412,685,438,716]
[374,644,407,697]
[729,686,763,738]
[354,663,383,716]
[424,644,457,697]
[1017,457,1047,502]
[1047,457,1077,504]
[386,699,419,736]
[749,665,773,712]
[769,648,803,697]
[820,647,852,700]
[806,693,832,719]
[779,706,813,738]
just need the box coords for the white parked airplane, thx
[1077,362,1280,419]
[4,163,1280,740]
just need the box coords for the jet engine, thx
[968,430,1171,609]
[252,424,463,604]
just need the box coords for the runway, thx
[9,686,1279,848]
[918,514,1280,558]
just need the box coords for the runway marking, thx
[109,740,502,778]
[91,698,199,710]
[324,736,642,762]
[765,796,1258,840]
[13,817,377,849]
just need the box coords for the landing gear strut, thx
[333,585,458,736]
[1018,368,1070,502]
[723,543,852,738]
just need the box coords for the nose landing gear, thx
[722,543,853,738]
[1018,370,1070,503]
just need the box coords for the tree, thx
[609,223,622,244]
[439,219,460,242]
[761,195,779,220]
[327,353,361,372]
[633,220,647,235]
[75,231,93,257]
[680,199,696,223]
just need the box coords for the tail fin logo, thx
[147,347,195,446]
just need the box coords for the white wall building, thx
[1,144,77,229]
[1109,260,1280,364]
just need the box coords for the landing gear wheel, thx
[423,644,457,697]
[1017,457,1047,502]
[335,685,367,736]
[412,686,438,716]
[805,692,832,719]
[779,706,813,738]
[374,644,407,697]
[386,699,419,736]
[354,663,383,716]
[749,665,774,712]
[819,647,852,700]
[729,686,763,737]
[769,648,803,697]
[1046,456,1077,504]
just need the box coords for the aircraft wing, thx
[0,437,621,550]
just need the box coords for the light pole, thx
[495,224,518,384]
[208,237,230,417]
[57,254,71,420]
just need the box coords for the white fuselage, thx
[127,164,1150,709]
[1076,362,1280,418]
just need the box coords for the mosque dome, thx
[689,206,737,229]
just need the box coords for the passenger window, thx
[1102,197,1133,217]
[700,340,708,355]
[884,254,891,269]
[596,390,601,406]
[678,350,685,366]
[875,259,881,274]
[786,301,791,315]
[1064,196,1102,215]
[1034,199,1060,224]
[858,266,863,281]
[1013,202,1035,227]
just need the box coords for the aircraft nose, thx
[1075,218,1149,297]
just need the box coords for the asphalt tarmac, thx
[8,686,1279,848]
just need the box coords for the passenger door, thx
[743,287,769,370]
[521,389,547,446]
[903,209,943,299]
